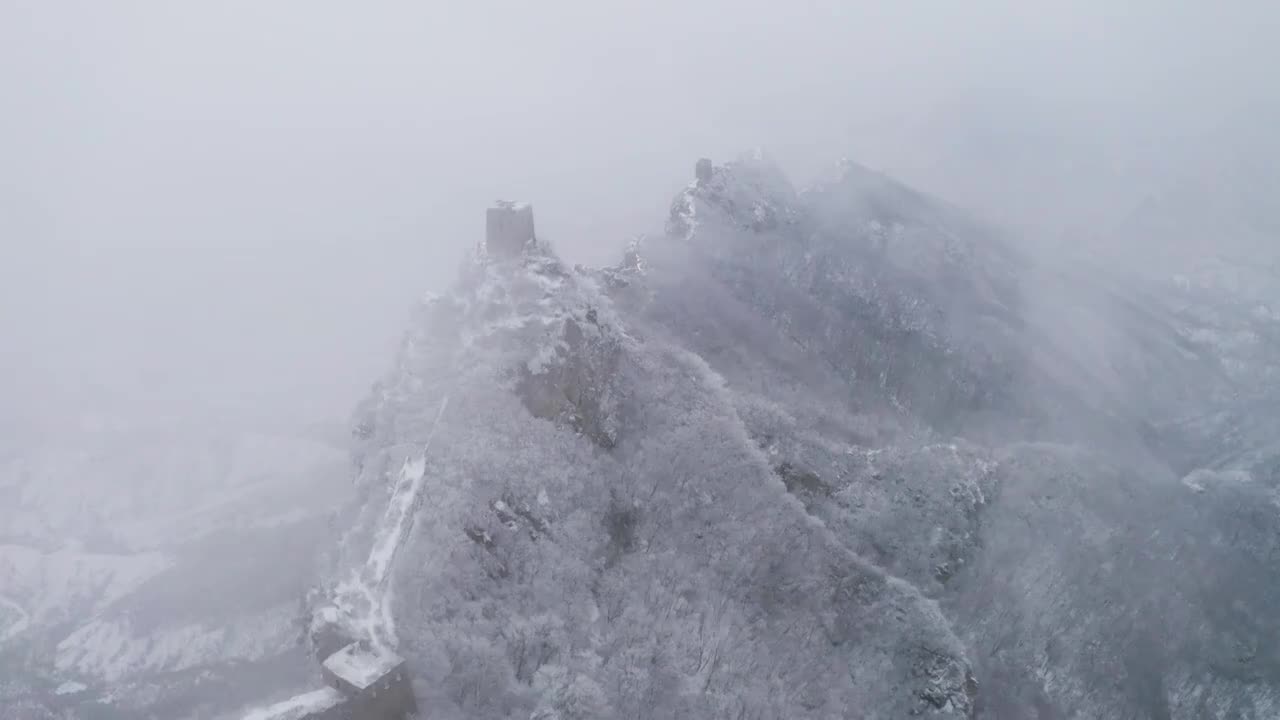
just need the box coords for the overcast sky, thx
[2,1,1277,427]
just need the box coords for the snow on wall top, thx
[322,641,405,691]
[241,687,343,720]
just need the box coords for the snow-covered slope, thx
[0,544,170,633]
[236,155,1274,720]
[637,155,1280,718]
[0,424,345,552]
[301,235,975,718]
[11,151,1280,719]
[0,419,351,718]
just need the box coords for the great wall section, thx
[240,203,537,720]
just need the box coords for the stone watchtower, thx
[485,201,535,257]
[695,157,714,185]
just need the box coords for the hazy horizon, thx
[4,0,1277,425]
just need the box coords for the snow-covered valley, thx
[0,421,350,718]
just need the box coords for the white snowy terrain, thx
[7,152,1280,719]
[234,154,1273,719]
[0,415,351,719]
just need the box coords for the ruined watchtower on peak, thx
[695,157,714,185]
[486,200,535,257]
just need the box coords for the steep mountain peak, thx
[285,195,986,719]
[668,152,800,240]
[351,208,626,470]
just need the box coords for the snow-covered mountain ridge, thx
[276,154,1278,719]
[7,153,1280,719]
